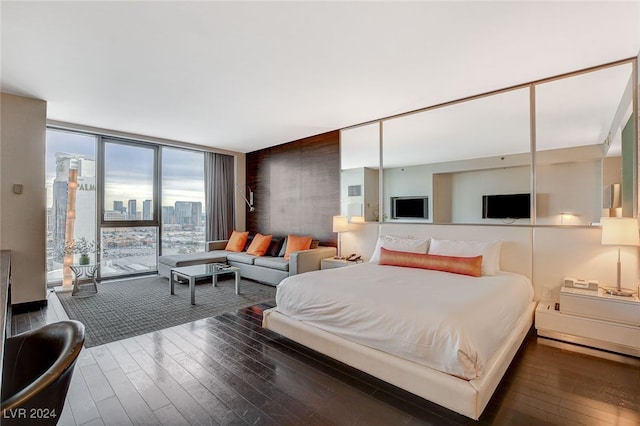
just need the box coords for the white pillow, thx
[369,234,430,263]
[428,238,502,276]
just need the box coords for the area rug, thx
[56,275,276,347]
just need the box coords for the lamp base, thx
[603,286,635,297]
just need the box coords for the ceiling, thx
[1,1,639,154]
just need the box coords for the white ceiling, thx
[1,1,639,154]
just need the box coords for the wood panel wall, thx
[246,130,340,247]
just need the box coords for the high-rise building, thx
[51,153,96,259]
[174,201,202,228]
[162,206,175,224]
[128,199,137,220]
[143,199,152,220]
[113,200,124,212]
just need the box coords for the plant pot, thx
[79,253,90,265]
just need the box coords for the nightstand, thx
[321,258,362,270]
[535,287,640,357]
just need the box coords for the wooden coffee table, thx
[170,263,240,305]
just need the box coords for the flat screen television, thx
[391,196,429,219]
[482,193,530,219]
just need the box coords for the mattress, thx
[274,262,534,379]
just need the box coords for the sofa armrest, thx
[206,240,228,251]
[289,246,337,275]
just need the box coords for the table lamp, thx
[332,215,349,259]
[601,217,640,296]
[350,216,365,224]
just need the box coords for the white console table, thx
[535,287,640,357]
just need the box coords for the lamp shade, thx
[332,215,349,233]
[351,216,365,224]
[601,217,640,246]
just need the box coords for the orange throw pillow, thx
[225,231,249,252]
[379,247,482,277]
[246,233,273,256]
[284,234,312,260]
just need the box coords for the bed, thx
[262,234,536,420]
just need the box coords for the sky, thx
[45,129,205,210]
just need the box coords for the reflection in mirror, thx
[340,123,380,222]
[382,88,531,224]
[535,62,634,225]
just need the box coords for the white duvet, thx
[275,263,534,380]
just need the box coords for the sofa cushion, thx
[226,252,258,265]
[278,237,288,257]
[243,234,254,251]
[247,233,273,256]
[285,235,312,260]
[254,257,290,272]
[226,231,249,252]
[267,236,285,257]
[159,251,229,268]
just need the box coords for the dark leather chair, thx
[1,320,85,425]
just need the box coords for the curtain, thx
[205,152,235,241]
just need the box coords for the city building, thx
[50,153,96,262]
[142,199,152,220]
[127,199,137,220]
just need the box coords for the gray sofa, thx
[158,239,336,286]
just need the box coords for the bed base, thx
[263,301,535,420]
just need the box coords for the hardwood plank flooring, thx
[8,290,640,425]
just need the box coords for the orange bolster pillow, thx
[379,247,482,277]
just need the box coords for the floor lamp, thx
[332,216,348,259]
[601,217,640,296]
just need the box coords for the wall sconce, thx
[332,215,349,259]
[236,184,255,212]
[600,217,640,296]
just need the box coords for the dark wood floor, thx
[10,290,640,426]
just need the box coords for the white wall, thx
[536,160,602,225]
[0,93,48,304]
[341,167,380,222]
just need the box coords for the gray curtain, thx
[205,152,234,241]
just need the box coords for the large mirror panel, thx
[535,62,634,225]
[340,59,637,227]
[382,88,531,224]
[340,123,380,222]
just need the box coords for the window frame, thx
[98,137,161,229]
[45,125,217,284]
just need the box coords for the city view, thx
[46,129,206,284]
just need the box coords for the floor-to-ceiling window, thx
[45,130,97,284]
[100,140,159,278]
[161,147,205,256]
[45,128,209,286]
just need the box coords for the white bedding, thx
[275,263,534,380]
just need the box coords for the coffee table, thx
[170,263,240,305]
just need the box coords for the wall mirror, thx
[340,123,380,222]
[382,88,531,224]
[535,62,635,225]
[339,58,637,226]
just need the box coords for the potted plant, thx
[64,237,98,265]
